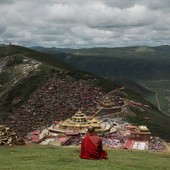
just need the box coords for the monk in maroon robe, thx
[80,126,107,159]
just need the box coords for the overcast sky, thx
[0,0,170,48]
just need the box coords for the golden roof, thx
[58,110,102,130]
[101,96,115,107]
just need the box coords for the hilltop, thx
[0,45,170,141]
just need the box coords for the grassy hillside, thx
[0,45,119,111]
[0,145,169,170]
[121,88,170,140]
[140,80,170,115]
[0,45,73,71]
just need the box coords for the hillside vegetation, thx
[32,45,170,115]
[32,45,170,81]
[0,145,169,170]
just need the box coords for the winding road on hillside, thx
[155,91,170,117]
[139,83,161,110]
[140,80,170,116]
[139,83,162,112]
[155,91,161,111]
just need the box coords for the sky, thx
[0,0,170,48]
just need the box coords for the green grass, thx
[144,94,157,107]
[0,145,169,170]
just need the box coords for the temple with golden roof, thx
[100,96,115,108]
[49,110,103,133]
[92,96,122,118]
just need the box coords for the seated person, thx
[80,126,107,159]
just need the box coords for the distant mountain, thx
[0,45,170,140]
[31,45,170,81]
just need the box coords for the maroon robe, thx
[80,134,107,159]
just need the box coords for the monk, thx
[80,126,107,159]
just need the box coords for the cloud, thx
[0,0,169,48]
[0,0,14,5]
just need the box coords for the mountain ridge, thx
[31,45,170,80]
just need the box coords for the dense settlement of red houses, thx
[1,77,166,150]
[3,78,106,136]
